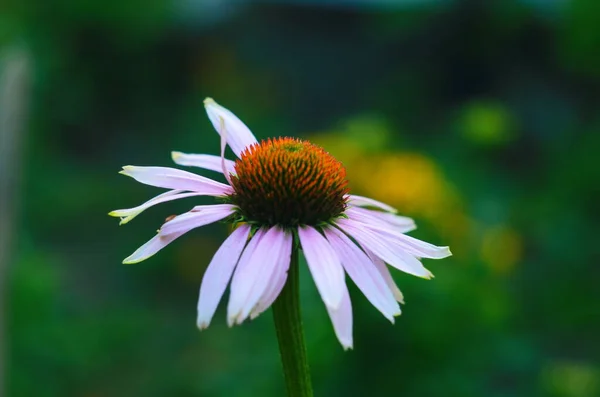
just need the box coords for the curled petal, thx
[171,151,236,174]
[345,194,397,213]
[204,98,258,158]
[120,166,233,196]
[298,226,345,310]
[197,224,251,329]
[160,204,236,236]
[109,189,205,225]
[219,118,233,186]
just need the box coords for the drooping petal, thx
[345,206,416,234]
[123,231,185,264]
[197,224,251,329]
[298,226,345,310]
[365,249,404,304]
[226,227,266,319]
[120,166,233,195]
[159,204,236,236]
[336,218,433,279]
[237,228,292,323]
[171,151,236,174]
[324,227,400,321]
[109,189,207,225]
[204,98,258,158]
[249,231,293,320]
[345,194,397,213]
[326,285,353,350]
[227,227,291,325]
[249,265,287,320]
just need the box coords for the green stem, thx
[272,245,313,397]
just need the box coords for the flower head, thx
[230,137,348,226]
[110,98,451,349]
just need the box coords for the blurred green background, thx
[1,0,599,396]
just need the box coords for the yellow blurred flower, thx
[480,225,523,275]
[311,122,469,256]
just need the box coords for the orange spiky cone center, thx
[228,137,349,226]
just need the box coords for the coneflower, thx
[110,98,451,395]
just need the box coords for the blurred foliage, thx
[3,0,600,396]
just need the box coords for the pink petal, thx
[171,151,236,174]
[392,233,452,259]
[122,231,185,264]
[227,228,292,325]
[159,204,236,236]
[326,286,353,350]
[365,249,404,304]
[249,267,287,320]
[354,222,452,259]
[109,189,208,225]
[324,227,400,321]
[345,207,416,234]
[345,194,397,213]
[298,226,345,310]
[197,224,251,329]
[119,166,233,195]
[204,98,258,158]
[224,229,266,323]
[336,218,433,279]
[219,119,233,186]
[249,232,293,320]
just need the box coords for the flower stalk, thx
[272,243,313,397]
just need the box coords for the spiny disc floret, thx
[228,137,349,227]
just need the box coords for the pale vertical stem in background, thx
[0,46,30,397]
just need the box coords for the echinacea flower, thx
[110,98,451,349]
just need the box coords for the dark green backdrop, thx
[2,0,599,396]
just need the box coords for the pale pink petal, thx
[249,232,293,320]
[219,120,233,186]
[109,189,208,225]
[336,218,433,279]
[391,233,452,259]
[345,194,397,213]
[326,286,353,350]
[204,98,258,158]
[235,228,291,323]
[345,206,416,233]
[227,227,290,325]
[298,226,345,310]
[354,222,451,259]
[249,267,287,320]
[171,151,236,174]
[226,227,266,319]
[197,224,251,329]
[324,227,400,321]
[159,204,236,236]
[122,231,185,264]
[120,166,233,195]
[365,249,404,304]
